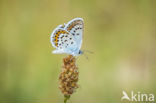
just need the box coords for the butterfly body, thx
[50,18,84,56]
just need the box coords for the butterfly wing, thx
[65,18,84,51]
[50,28,78,54]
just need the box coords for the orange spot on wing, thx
[54,30,69,47]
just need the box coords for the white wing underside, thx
[64,18,83,51]
[50,18,84,55]
[52,49,65,54]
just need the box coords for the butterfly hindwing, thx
[51,28,77,54]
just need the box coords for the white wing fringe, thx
[52,50,64,54]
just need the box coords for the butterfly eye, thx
[78,50,83,54]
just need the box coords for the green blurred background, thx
[0,0,156,103]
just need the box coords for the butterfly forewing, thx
[65,18,84,50]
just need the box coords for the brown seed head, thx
[59,55,79,96]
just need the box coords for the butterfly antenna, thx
[83,52,89,60]
[83,49,94,54]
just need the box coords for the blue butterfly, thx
[50,18,84,56]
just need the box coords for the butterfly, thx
[50,18,84,56]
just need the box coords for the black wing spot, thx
[61,35,64,38]
[70,38,72,40]
[71,42,73,44]
[76,33,79,35]
[72,33,75,36]
[65,40,67,42]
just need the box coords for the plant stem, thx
[64,95,70,103]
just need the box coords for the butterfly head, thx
[78,50,83,55]
[72,50,83,56]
